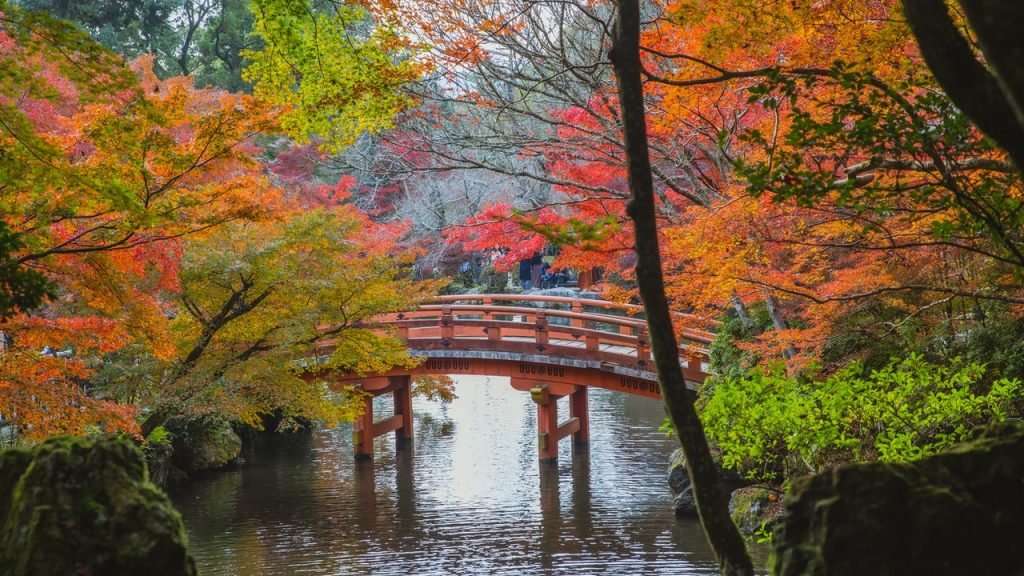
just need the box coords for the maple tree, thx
[242,0,421,153]
[0,3,430,441]
[133,206,432,433]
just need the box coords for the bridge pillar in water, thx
[516,380,589,463]
[569,386,589,447]
[353,375,414,460]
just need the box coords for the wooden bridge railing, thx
[363,294,716,375]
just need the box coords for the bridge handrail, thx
[399,304,713,346]
[314,293,714,384]
[428,294,717,329]
[414,296,716,343]
[370,297,715,360]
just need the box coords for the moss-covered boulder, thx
[770,422,1024,576]
[170,418,242,474]
[0,436,196,576]
[145,442,188,488]
[729,486,783,535]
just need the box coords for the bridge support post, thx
[527,382,584,464]
[352,375,414,460]
[353,394,375,460]
[569,386,589,450]
[393,375,413,451]
[536,390,560,463]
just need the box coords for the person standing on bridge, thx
[519,258,533,290]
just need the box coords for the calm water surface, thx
[170,375,765,575]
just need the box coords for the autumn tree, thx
[131,207,432,434]
[0,2,285,438]
[610,1,753,573]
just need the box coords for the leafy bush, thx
[141,425,173,453]
[699,354,1024,482]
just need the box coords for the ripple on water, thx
[171,375,757,575]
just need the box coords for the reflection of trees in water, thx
[415,411,456,439]
[171,431,375,576]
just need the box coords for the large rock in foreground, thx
[771,422,1024,576]
[0,436,196,576]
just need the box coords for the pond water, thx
[170,375,765,575]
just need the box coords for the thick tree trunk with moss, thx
[609,2,754,575]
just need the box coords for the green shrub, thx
[700,354,1024,482]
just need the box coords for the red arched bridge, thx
[306,294,715,463]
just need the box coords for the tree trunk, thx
[730,292,755,332]
[609,3,754,575]
[764,293,798,359]
[901,0,1024,172]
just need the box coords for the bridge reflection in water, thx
[306,295,714,464]
[169,377,754,575]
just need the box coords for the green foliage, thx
[951,308,1024,383]
[706,304,774,383]
[753,520,774,545]
[243,0,418,152]
[19,0,257,89]
[142,425,173,453]
[700,354,1024,482]
[16,0,180,73]
[478,266,507,293]
[0,222,52,317]
[193,0,257,91]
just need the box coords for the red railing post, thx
[535,311,549,348]
[440,305,455,344]
[482,296,493,321]
[571,301,584,328]
[635,326,650,363]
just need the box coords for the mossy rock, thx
[668,448,752,517]
[770,422,1024,576]
[0,436,196,576]
[170,418,242,474]
[729,486,783,535]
